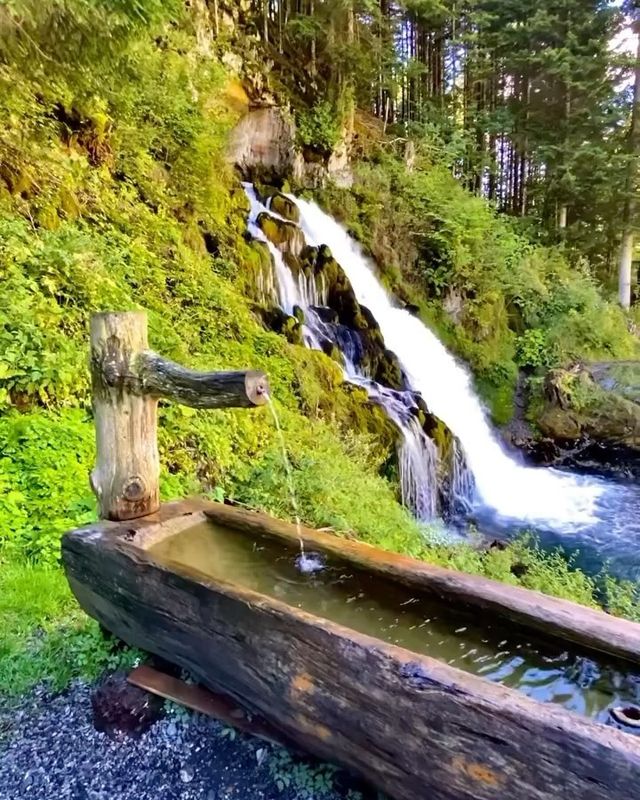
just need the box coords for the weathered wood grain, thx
[89,313,267,521]
[62,505,640,800]
[203,502,640,665]
[137,353,268,409]
[90,312,160,521]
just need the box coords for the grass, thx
[0,564,142,699]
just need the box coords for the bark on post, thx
[89,312,268,522]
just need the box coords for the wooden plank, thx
[128,665,287,746]
[202,502,640,665]
[62,518,640,800]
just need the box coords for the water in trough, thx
[149,520,640,728]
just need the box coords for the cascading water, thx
[244,184,440,521]
[245,184,640,578]
[290,194,606,528]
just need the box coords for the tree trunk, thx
[310,0,316,78]
[618,24,640,309]
[558,204,568,231]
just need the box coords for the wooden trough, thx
[63,499,640,800]
[63,312,640,800]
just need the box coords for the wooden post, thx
[89,312,268,522]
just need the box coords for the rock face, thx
[228,107,353,188]
[531,364,640,479]
[257,215,405,391]
[228,107,298,183]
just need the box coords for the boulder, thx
[227,107,297,181]
[270,192,300,224]
[534,364,640,478]
[257,212,304,257]
[228,107,353,187]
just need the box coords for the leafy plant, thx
[268,747,338,798]
[296,101,342,153]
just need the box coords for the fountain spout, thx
[89,311,268,522]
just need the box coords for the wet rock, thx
[312,306,339,325]
[254,306,302,345]
[257,212,304,257]
[270,192,300,224]
[537,365,640,472]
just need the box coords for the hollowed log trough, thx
[63,499,640,800]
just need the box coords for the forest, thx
[251,0,640,300]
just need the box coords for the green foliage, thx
[268,747,339,798]
[515,329,552,369]
[0,410,96,564]
[296,101,342,153]
[316,154,639,423]
[0,563,143,698]
[2,0,639,702]
[602,576,640,623]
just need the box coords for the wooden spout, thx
[89,311,268,521]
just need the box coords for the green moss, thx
[257,212,304,254]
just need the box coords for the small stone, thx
[180,766,194,784]
[255,747,267,765]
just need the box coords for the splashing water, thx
[288,194,606,531]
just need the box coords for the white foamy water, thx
[289,195,606,530]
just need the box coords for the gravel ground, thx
[0,683,372,800]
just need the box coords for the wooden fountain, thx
[63,312,640,800]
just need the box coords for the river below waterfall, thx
[245,185,640,582]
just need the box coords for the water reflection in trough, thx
[150,521,640,730]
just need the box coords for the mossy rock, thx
[374,349,404,390]
[254,306,302,345]
[539,366,640,448]
[257,212,304,255]
[321,340,344,366]
[270,192,300,223]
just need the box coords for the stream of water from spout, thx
[264,394,304,557]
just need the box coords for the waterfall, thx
[244,184,440,521]
[289,195,604,530]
